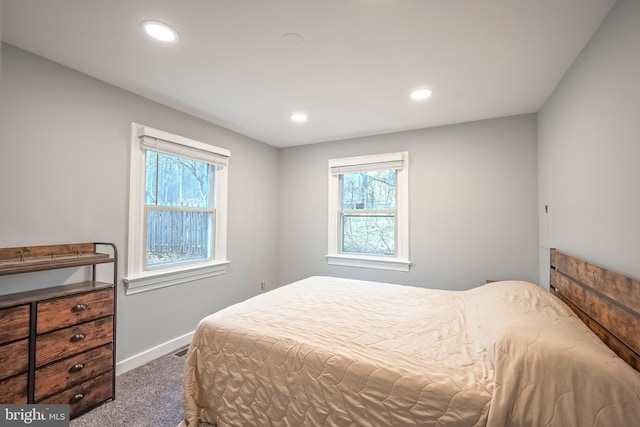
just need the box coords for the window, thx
[145,151,213,268]
[327,152,410,271]
[124,123,230,294]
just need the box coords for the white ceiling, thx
[2,0,616,147]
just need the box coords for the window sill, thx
[326,254,411,272]
[123,260,231,295]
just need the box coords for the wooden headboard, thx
[550,249,640,372]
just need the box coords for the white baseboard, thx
[116,330,195,376]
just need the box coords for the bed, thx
[180,250,640,426]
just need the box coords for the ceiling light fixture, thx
[291,113,308,123]
[142,20,180,42]
[410,88,433,101]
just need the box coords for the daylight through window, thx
[145,151,214,267]
[341,169,397,256]
[327,152,410,271]
[125,123,230,294]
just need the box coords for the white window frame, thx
[327,151,410,272]
[124,123,231,295]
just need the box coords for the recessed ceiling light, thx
[410,88,433,101]
[291,113,308,123]
[142,20,179,42]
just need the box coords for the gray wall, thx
[278,115,539,290]
[538,0,640,286]
[0,44,279,362]
[0,0,3,80]
[8,0,637,361]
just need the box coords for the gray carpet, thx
[70,349,214,427]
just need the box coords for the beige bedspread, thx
[180,277,640,426]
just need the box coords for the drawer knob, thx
[71,303,89,312]
[69,333,86,343]
[69,393,84,404]
[69,363,85,373]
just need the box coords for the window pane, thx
[145,151,158,205]
[341,213,395,255]
[342,170,396,210]
[147,152,211,208]
[146,209,212,267]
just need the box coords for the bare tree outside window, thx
[145,151,214,267]
[340,169,396,255]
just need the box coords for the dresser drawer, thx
[36,317,113,366]
[0,338,29,379]
[0,373,28,404]
[39,371,112,418]
[35,344,113,401]
[37,288,114,334]
[0,304,30,344]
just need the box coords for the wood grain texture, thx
[552,288,640,371]
[0,338,29,379]
[0,242,116,418]
[0,373,28,404]
[0,243,96,261]
[35,344,113,401]
[0,304,30,344]
[550,249,640,373]
[37,289,114,334]
[551,250,640,315]
[0,282,113,309]
[551,270,640,351]
[36,317,113,367]
[37,371,113,418]
[0,243,113,276]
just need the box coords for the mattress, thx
[180,276,640,427]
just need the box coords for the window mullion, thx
[339,209,397,215]
[126,123,230,294]
[328,151,409,268]
[146,205,215,214]
[154,151,159,206]
[144,152,215,269]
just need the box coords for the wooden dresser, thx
[0,243,117,419]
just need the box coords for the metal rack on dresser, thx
[0,242,117,419]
